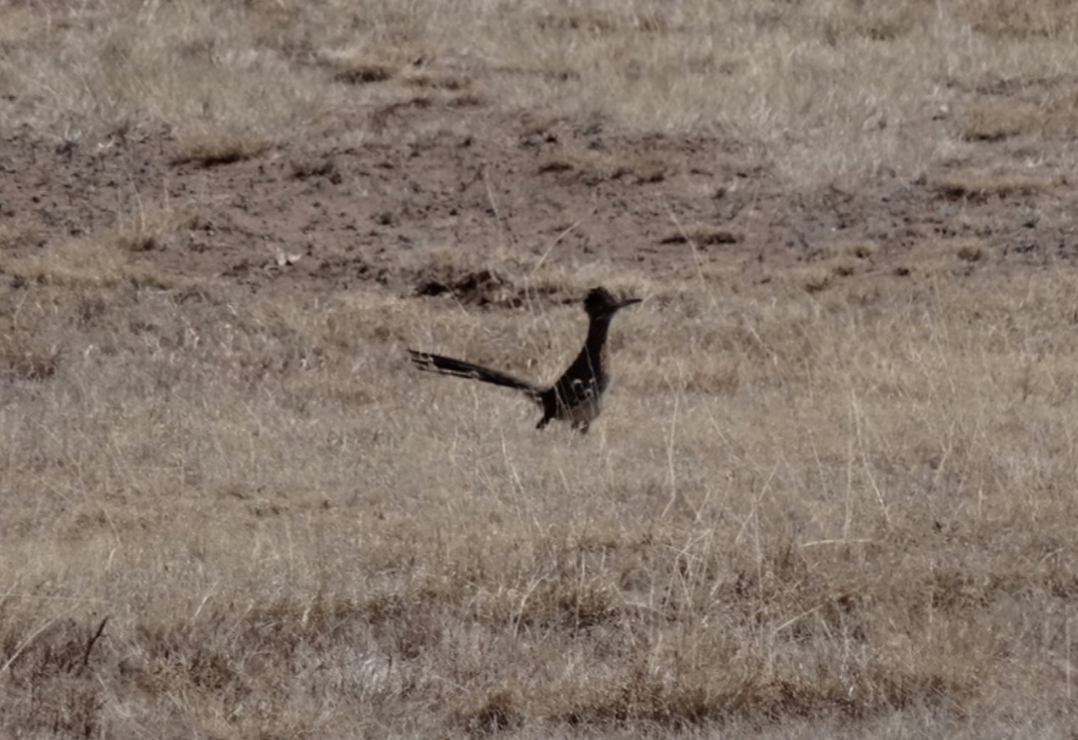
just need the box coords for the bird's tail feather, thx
[408,350,542,396]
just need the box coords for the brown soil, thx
[5,107,1074,302]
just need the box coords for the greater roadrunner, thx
[409,287,641,433]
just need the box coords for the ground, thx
[3,1,1078,738]
[4,107,1077,298]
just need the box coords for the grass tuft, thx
[171,127,271,166]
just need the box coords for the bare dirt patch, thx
[3,106,1076,303]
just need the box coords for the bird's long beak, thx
[617,297,642,310]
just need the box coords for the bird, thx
[408,287,641,433]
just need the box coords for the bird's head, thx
[584,287,642,319]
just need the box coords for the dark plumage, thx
[409,287,641,433]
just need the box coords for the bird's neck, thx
[583,315,613,360]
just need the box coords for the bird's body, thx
[409,287,640,433]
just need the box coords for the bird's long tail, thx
[408,350,542,397]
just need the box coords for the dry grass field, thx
[3,1,1078,738]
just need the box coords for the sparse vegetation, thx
[933,168,1053,201]
[2,1,1078,738]
[171,126,271,166]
